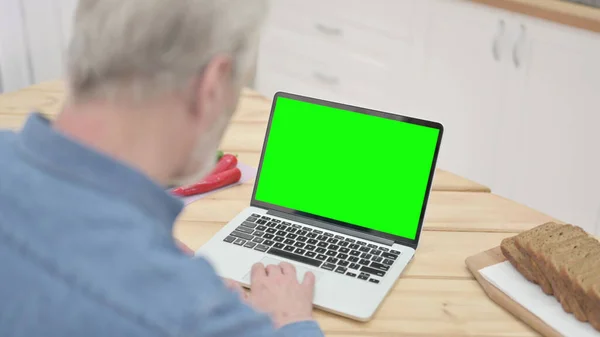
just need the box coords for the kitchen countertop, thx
[0,81,564,336]
[472,0,600,33]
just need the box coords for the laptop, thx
[198,92,444,321]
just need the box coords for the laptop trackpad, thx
[242,256,323,285]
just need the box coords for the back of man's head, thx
[67,0,266,103]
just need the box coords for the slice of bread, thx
[513,222,566,295]
[589,284,600,331]
[501,236,536,283]
[541,237,600,320]
[561,256,600,322]
[567,256,600,326]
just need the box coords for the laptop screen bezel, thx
[250,92,444,248]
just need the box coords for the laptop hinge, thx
[267,210,395,247]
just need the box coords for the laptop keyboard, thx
[222,214,401,284]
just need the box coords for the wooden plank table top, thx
[0,81,562,336]
[471,0,600,33]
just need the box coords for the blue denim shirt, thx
[0,114,324,337]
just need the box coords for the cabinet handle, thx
[315,23,343,37]
[513,24,526,68]
[492,20,505,62]
[313,72,340,86]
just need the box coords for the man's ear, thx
[192,55,234,123]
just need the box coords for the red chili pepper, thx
[172,167,242,197]
[208,154,238,176]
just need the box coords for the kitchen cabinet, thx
[415,0,516,187]
[497,15,600,232]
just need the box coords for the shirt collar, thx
[17,113,184,228]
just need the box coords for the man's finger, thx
[279,262,296,277]
[266,264,282,276]
[302,271,316,288]
[224,279,246,298]
[251,263,266,283]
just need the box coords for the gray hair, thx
[67,0,266,102]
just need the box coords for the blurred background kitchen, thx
[1,0,599,235]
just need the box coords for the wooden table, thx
[0,81,561,336]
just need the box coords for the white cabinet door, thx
[416,0,514,187]
[500,16,600,233]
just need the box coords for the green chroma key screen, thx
[255,96,440,240]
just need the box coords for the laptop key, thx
[286,233,298,239]
[267,248,322,268]
[391,250,401,255]
[273,236,285,242]
[305,245,316,251]
[316,248,326,254]
[253,231,264,237]
[334,235,345,240]
[371,262,390,272]
[349,244,360,250]
[360,253,372,260]
[241,222,257,229]
[337,253,349,260]
[276,230,287,236]
[297,236,308,242]
[349,263,361,270]
[338,241,349,247]
[284,239,295,245]
[261,216,271,220]
[282,222,291,226]
[328,245,339,251]
[254,245,269,252]
[256,225,267,231]
[285,227,297,234]
[224,236,236,243]
[381,252,398,260]
[358,273,369,281]
[307,239,318,245]
[275,224,286,230]
[263,233,274,239]
[307,233,318,239]
[244,242,257,249]
[292,224,303,229]
[306,251,317,258]
[348,257,360,263]
[346,272,357,277]
[237,226,254,234]
[297,230,308,236]
[335,266,347,274]
[295,248,307,255]
[324,232,334,237]
[252,237,265,243]
[317,235,327,241]
[263,240,275,246]
[369,279,380,284]
[265,221,276,227]
[274,243,285,249]
[312,229,323,234]
[315,254,327,261]
[266,228,277,234]
[360,266,386,277]
[272,219,281,223]
[284,245,295,252]
[234,239,246,246]
[255,219,267,225]
[367,244,378,249]
[302,226,312,231]
[321,263,335,271]
[371,249,381,256]
[326,250,337,257]
[317,242,328,248]
[338,260,350,267]
[349,250,361,257]
[372,256,383,263]
[359,246,371,253]
[383,259,394,266]
[345,238,356,243]
[327,238,338,244]
[379,247,389,252]
[357,241,367,246]
[252,213,261,217]
[339,247,350,253]
[327,257,339,264]
[359,259,371,266]
[294,242,306,248]
[230,231,253,241]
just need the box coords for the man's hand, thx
[248,262,316,328]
